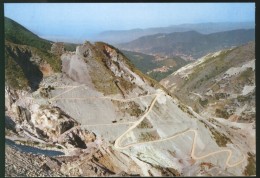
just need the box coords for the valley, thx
[121,50,189,81]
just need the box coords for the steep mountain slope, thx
[118,29,255,60]
[121,50,189,81]
[4,17,78,91]
[5,17,52,51]
[94,22,254,44]
[5,17,78,52]
[161,41,255,123]
[5,19,255,176]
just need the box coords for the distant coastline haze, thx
[4,3,255,43]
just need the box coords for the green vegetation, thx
[164,168,180,176]
[209,128,232,147]
[128,102,144,117]
[5,17,62,90]
[199,98,208,106]
[36,49,61,72]
[5,42,61,90]
[137,118,153,129]
[236,68,254,84]
[215,93,229,100]
[199,120,209,129]
[178,103,187,112]
[153,164,180,176]
[237,94,253,103]
[5,51,28,90]
[117,77,135,93]
[215,108,230,119]
[57,145,63,149]
[148,69,174,82]
[121,50,157,73]
[5,17,52,51]
[122,50,188,81]
[183,49,233,89]
[64,43,78,52]
[139,132,159,142]
[177,103,195,117]
[112,100,144,117]
[82,43,122,95]
[244,152,256,176]
[89,65,119,95]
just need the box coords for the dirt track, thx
[48,85,246,168]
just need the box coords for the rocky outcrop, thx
[5,86,19,110]
[51,42,65,56]
[39,63,54,77]
[103,45,137,84]
[30,106,79,142]
[75,41,93,59]
[58,127,96,149]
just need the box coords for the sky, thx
[4,3,255,43]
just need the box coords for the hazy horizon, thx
[4,3,255,43]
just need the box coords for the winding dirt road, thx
[112,93,245,168]
[47,85,246,168]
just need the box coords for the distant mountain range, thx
[94,22,254,44]
[118,29,255,60]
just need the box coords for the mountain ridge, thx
[94,21,255,44]
[118,28,255,60]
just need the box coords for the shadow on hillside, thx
[7,47,43,91]
[5,139,64,157]
[5,116,16,133]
